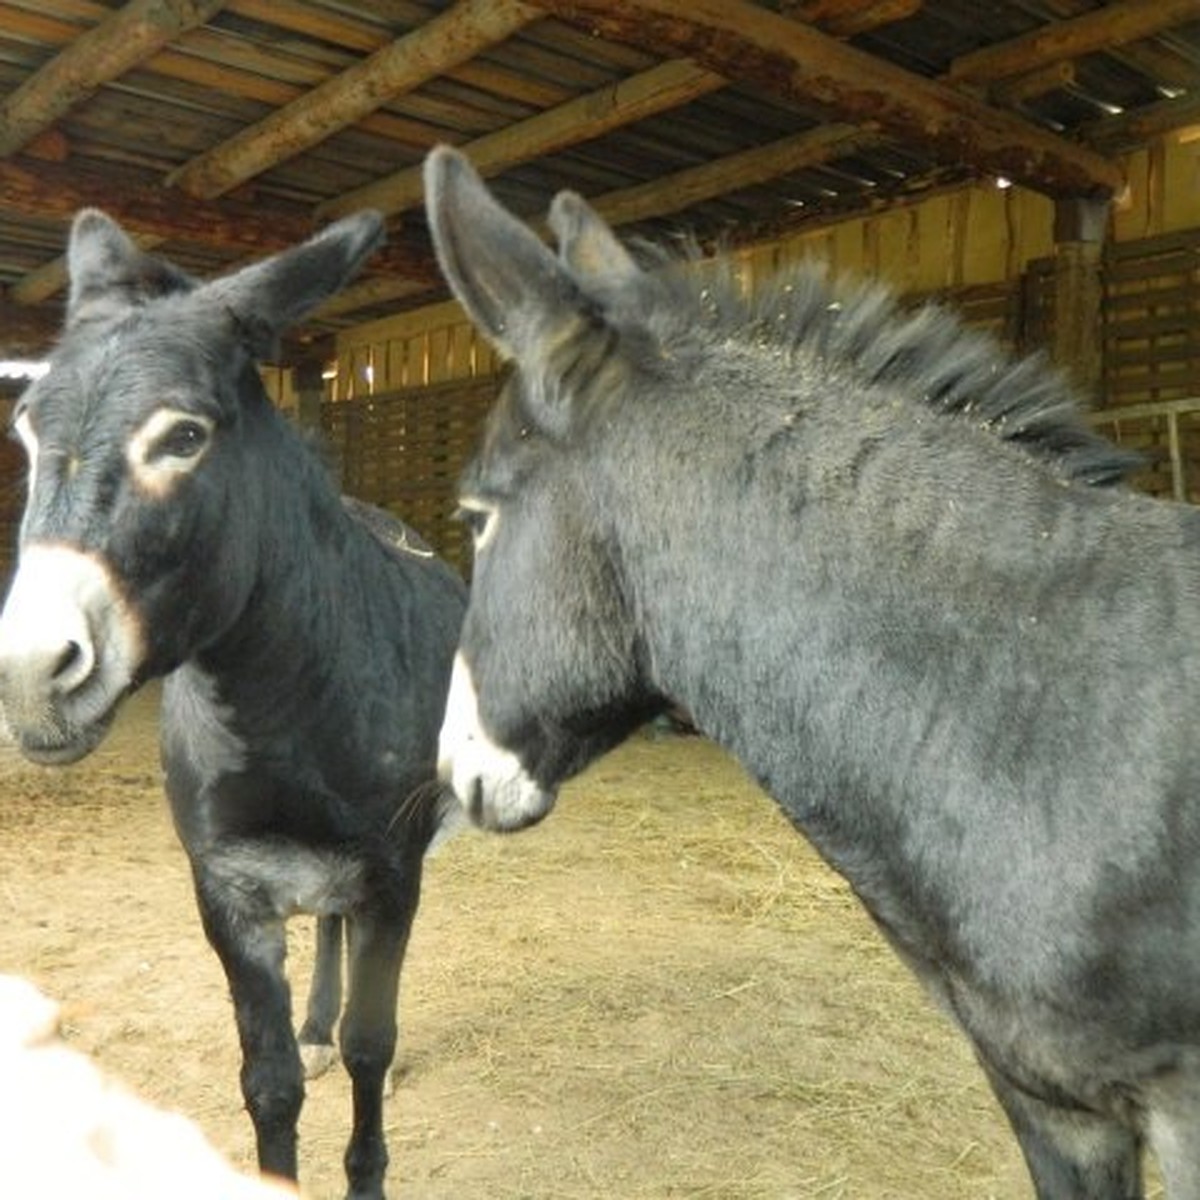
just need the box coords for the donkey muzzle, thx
[0,544,141,764]
[437,652,557,832]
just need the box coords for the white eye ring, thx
[457,499,498,552]
[127,408,215,495]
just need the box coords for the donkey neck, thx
[192,418,395,728]
[610,373,1180,940]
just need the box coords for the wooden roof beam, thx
[168,0,541,200]
[1082,94,1200,152]
[317,0,926,221]
[319,58,727,220]
[948,0,1200,86]
[314,276,430,321]
[526,0,1124,200]
[0,156,438,301]
[0,0,229,159]
[785,0,924,39]
[579,123,876,228]
[990,61,1076,108]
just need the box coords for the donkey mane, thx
[632,253,1135,488]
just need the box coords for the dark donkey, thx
[0,209,466,1198]
[427,146,1200,1198]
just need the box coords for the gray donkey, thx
[429,144,1200,1199]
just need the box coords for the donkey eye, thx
[149,417,210,462]
[454,506,486,534]
[128,408,215,493]
[454,501,498,549]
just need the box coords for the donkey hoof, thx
[300,1041,339,1079]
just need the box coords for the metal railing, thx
[1088,396,1200,503]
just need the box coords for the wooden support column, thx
[1052,197,1108,405]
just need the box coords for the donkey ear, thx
[66,208,194,329]
[423,145,588,362]
[201,211,385,356]
[548,191,642,288]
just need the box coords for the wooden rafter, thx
[167,0,541,199]
[786,0,924,39]
[8,0,530,306]
[525,0,1124,199]
[949,0,1200,85]
[581,124,876,228]
[315,277,431,321]
[0,0,229,158]
[990,61,1077,107]
[319,58,727,220]
[1084,93,1200,151]
[1,0,920,314]
[0,156,437,285]
[317,0,926,222]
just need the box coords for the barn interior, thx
[2,5,1200,1197]
[0,0,1197,579]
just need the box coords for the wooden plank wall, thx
[332,133,1197,388]
[319,136,1200,562]
[259,364,297,414]
[329,300,500,401]
[734,182,1056,298]
[1094,228,1200,496]
[1103,229,1200,407]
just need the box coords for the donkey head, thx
[427,147,669,831]
[0,209,383,764]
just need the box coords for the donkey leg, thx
[339,901,419,1200]
[192,873,305,1182]
[985,1070,1143,1200]
[299,915,343,1079]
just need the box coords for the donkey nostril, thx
[52,640,84,682]
[467,777,485,825]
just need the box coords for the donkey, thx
[427,145,1200,1199]
[0,209,466,1199]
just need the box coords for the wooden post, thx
[1052,197,1109,406]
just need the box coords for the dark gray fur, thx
[426,145,1200,1198]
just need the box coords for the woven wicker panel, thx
[321,375,501,578]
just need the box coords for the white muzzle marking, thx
[0,544,142,760]
[437,652,555,831]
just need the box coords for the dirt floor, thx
[0,685,1052,1199]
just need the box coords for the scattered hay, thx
[0,692,1044,1198]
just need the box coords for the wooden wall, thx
[320,134,1200,564]
[328,299,501,403]
[332,133,1198,388]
